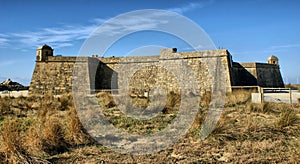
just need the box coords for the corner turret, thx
[36,44,53,61]
[267,55,279,65]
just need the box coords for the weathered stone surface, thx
[231,62,284,87]
[28,46,285,96]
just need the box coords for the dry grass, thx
[0,92,300,163]
[58,94,72,110]
[286,84,300,90]
[66,106,94,145]
[0,97,12,116]
[0,118,29,163]
[247,102,268,113]
[163,91,180,114]
[226,90,251,106]
[0,94,93,163]
[276,107,298,129]
[96,91,116,108]
[200,91,211,107]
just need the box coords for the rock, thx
[0,79,29,91]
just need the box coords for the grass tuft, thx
[0,97,12,116]
[162,91,180,114]
[276,108,298,129]
[96,91,116,108]
[226,90,251,106]
[0,118,31,163]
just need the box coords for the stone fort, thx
[29,44,284,96]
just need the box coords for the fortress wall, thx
[29,57,95,95]
[97,49,232,95]
[255,63,284,87]
[231,62,284,87]
[29,46,285,96]
[231,62,258,86]
[159,50,232,94]
[101,56,163,95]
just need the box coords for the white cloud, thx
[167,0,214,14]
[94,15,169,37]
[0,36,9,47]
[90,18,108,24]
[1,2,214,50]
[2,13,169,50]
[233,43,300,56]
[270,44,300,50]
[0,60,16,66]
[9,23,100,49]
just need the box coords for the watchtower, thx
[267,55,279,65]
[36,44,53,61]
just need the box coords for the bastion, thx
[29,45,284,96]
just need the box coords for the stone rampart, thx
[29,47,284,96]
[231,62,284,87]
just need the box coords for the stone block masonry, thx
[29,57,89,95]
[29,45,285,96]
[231,62,284,87]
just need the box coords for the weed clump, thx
[162,91,180,114]
[226,90,251,106]
[0,97,12,116]
[247,102,276,114]
[58,94,72,110]
[96,91,116,108]
[66,107,94,145]
[276,108,298,129]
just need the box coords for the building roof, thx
[37,44,53,50]
[268,55,278,61]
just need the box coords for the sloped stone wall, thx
[29,57,97,95]
[30,48,284,96]
[231,62,284,87]
[29,49,233,96]
[99,49,232,96]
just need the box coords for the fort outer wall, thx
[29,47,284,96]
[230,62,284,87]
[97,49,232,96]
[28,56,99,95]
[29,49,233,96]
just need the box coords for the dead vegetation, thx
[0,94,93,163]
[0,91,299,163]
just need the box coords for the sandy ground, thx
[0,90,28,98]
[264,90,300,103]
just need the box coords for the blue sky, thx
[0,0,299,85]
